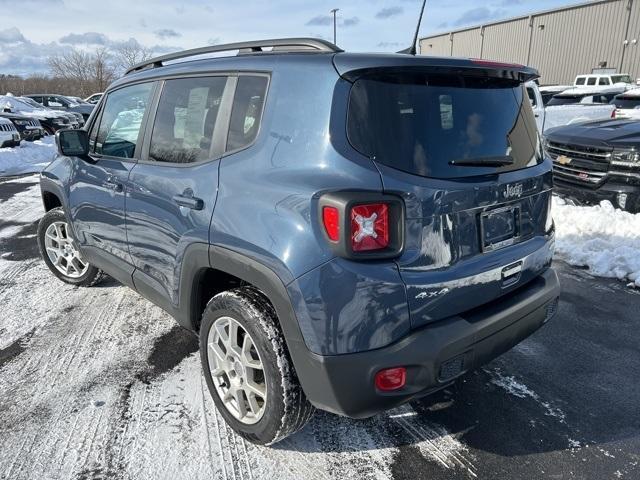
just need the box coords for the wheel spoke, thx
[245,389,262,415]
[245,379,266,398]
[241,335,262,370]
[233,388,247,419]
[208,341,226,364]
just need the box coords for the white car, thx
[0,117,21,148]
[525,82,616,133]
[611,88,640,120]
[84,92,103,104]
[547,85,627,106]
[574,73,635,88]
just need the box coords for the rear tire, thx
[37,208,104,287]
[200,286,315,445]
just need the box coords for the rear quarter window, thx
[226,76,269,152]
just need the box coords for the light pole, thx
[330,8,339,45]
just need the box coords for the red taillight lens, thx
[351,203,389,252]
[322,206,340,242]
[375,367,406,391]
[611,109,616,119]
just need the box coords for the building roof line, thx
[420,0,618,40]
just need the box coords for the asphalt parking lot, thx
[0,175,639,480]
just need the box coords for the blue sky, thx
[0,0,579,75]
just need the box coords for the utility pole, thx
[330,8,339,45]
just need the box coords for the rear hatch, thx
[338,55,554,328]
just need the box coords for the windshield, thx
[19,97,46,109]
[347,73,540,179]
[611,75,632,84]
[611,96,640,109]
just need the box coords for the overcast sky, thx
[0,0,577,76]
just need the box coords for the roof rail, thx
[125,38,343,75]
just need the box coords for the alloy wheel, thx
[207,316,267,424]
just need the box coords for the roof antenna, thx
[397,0,427,55]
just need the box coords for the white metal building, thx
[419,0,640,84]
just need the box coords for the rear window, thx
[347,73,540,179]
[611,96,640,109]
[547,95,584,106]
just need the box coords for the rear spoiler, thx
[333,53,539,84]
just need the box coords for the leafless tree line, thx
[1,42,155,98]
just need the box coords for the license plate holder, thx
[480,205,521,252]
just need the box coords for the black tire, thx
[200,286,315,445]
[37,207,104,287]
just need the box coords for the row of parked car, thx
[530,73,640,213]
[0,93,98,148]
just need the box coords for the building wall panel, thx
[419,0,639,84]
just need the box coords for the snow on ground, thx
[552,196,640,287]
[0,136,55,177]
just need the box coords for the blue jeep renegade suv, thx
[37,38,560,445]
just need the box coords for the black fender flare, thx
[206,245,317,392]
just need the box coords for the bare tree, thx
[48,48,115,96]
[112,40,154,74]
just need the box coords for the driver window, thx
[95,82,154,158]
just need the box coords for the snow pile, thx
[552,196,640,286]
[543,105,614,132]
[0,136,55,177]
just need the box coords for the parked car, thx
[538,85,572,106]
[545,119,640,212]
[84,93,103,104]
[38,39,560,445]
[0,111,45,141]
[574,73,635,88]
[611,88,640,120]
[66,96,91,105]
[526,82,616,133]
[547,85,627,106]
[0,95,73,134]
[18,96,83,129]
[24,94,94,120]
[0,117,21,147]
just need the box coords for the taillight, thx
[322,206,340,242]
[351,203,389,252]
[318,192,403,259]
[611,109,616,119]
[375,367,406,391]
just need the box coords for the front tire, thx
[200,287,315,445]
[37,207,103,287]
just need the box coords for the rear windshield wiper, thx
[449,156,514,167]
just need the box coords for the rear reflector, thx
[351,203,389,252]
[322,206,340,242]
[375,367,406,391]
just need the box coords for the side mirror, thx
[56,129,90,158]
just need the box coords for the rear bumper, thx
[298,268,560,418]
[554,177,640,212]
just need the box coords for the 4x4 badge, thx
[503,183,524,199]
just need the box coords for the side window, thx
[599,78,610,85]
[48,96,64,107]
[587,77,597,86]
[575,77,585,86]
[526,87,537,107]
[149,76,227,164]
[226,76,269,152]
[95,82,154,158]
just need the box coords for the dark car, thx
[0,111,45,141]
[1,95,74,134]
[37,38,560,445]
[545,119,640,212]
[24,94,94,120]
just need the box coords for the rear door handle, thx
[173,194,204,210]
